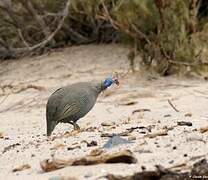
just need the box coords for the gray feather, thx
[46,81,106,136]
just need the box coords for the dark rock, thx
[191,159,208,176]
[177,121,192,126]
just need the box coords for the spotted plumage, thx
[46,77,119,136]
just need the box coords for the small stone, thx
[164,114,171,117]
[101,122,115,127]
[0,133,4,139]
[173,146,177,150]
[84,172,93,178]
[12,164,31,172]
[177,121,192,126]
[67,145,81,151]
[87,140,97,147]
[128,136,136,141]
[169,160,174,164]
[185,113,192,117]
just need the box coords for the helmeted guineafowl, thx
[46,77,119,136]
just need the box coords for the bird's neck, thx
[96,81,107,93]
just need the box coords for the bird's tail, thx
[47,120,56,136]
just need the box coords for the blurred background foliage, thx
[0,0,208,76]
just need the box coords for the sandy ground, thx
[0,44,208,180]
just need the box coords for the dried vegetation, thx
[0,0,208,75]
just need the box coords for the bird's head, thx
[103,76,119,88]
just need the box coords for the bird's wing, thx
[57,102,80,122]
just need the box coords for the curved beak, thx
[113,78,119,86]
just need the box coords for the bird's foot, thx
[73,123,80,131]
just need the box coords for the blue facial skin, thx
[104,77,114,88]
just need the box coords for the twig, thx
[199,126,208,133]
[168,162,188,170]
[99,1,136,39]
[126,126,152,133]
[100,126,151,138]
[27,0,70,51]
[101,131,130,137]
[68,27,89,42]
[131,24,151,44]
[154,0,165,31]
[168,99,179,112]
[4,0,70,54]
[100,0,119,30]
[1,0,23,29]
[168,59,197,66]
[12,164,31,172]
[0,38,11,51]
[132,108,151,114]
[100,0,151,44]
[177,121,192,126]
[2,143,21,153]
[20,0,56,45]
[18,29,30,49]
[144,130,168,138]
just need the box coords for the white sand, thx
[0,44,208,180]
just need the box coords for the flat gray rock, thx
[103,135,131,149]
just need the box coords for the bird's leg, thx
[72,122,80,130]
[68,121,74,126]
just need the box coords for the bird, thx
[46,76,119,136]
